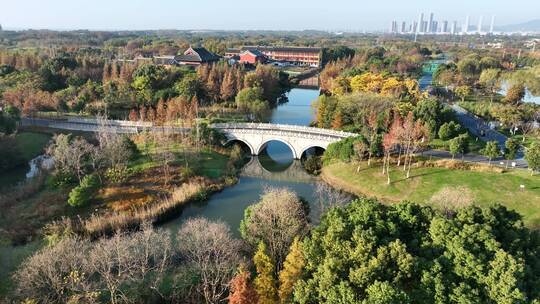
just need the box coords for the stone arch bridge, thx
[21,119,357,159]
[212,123,356,159]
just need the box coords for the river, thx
[165,87,323,235]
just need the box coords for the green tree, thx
[174,73,202,99]
[455,85,471,102]
[449,134,469,160]
[479,68,501,104]
[278,238,305,303]
[254,242,278,304]
[438,121,462,140]
[294,199,540,303]
[484,250,526,304]
[525,142,540,175]
[504,138,519,168]
[457,57,479,83]
[413,98,445,136]
[67,174,100,207]
[235,87,268,121]
[364,281,410,304]
[483,141,500,165]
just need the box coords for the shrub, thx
[47,170,77,188]
[67,174,100,207]
[303,155,322,175]
[105,167,131,184]
[323,136,365,163]
[121,135,140,160]
[438,121,462,140]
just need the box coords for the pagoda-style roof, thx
[174,46,220,63]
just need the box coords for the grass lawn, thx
[130,140,230,179]
[322,161,540,227]
[14,131,52,161]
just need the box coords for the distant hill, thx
[497,19,540,32]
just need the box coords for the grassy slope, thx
[322,161,540,227]
[14,132,52,161]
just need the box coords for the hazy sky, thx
[1,0,539,31]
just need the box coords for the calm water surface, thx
[166,88,321,234]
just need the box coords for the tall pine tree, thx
[254,242,278,304]
[278,237,305,304]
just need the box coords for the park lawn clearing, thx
[322,161,540,227]
[14,131,52,161]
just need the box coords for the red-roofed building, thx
[239,49,267,64]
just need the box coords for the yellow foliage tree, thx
[278,238,305,304]
[254,242,278,304]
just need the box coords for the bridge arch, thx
[256,138,298,159]
[224,138,255,156]
[300,145,326,159]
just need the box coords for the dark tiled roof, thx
[174,47,220,63]
[241,46,321,53]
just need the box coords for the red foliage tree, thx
[228,268,258,304]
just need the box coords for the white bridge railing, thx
[212,123,357,138]
[21,118,357,139]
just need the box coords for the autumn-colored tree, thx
[220,69,236,101]
[102,62,111,83]
[505,83,526,105]
[331,110,343,129]
[254,242,278,304]
[455,85,471,102]
[228,265,258,304]
[156,99,166,124]
[128,109,138,121]
[139,105,147,121]
[147,107,156,122]
[278,238,305,304]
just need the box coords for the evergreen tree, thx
[278,238,305,303]
[483,141,500,165]
[254,242,278,304]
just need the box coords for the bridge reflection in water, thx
[240,156,315,183]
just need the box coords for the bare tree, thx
[14,224,173,304]
[87,223,172,304]
[95,115,133,170]
[430,186,474,217]
[314,182,352,220]
[240,188,308,273]
[176,218,242,304]
[46,134,94,181]
[13,237,95,303]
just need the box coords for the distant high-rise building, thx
[463,15,470,34]
[390,21,399,33]
[418,13,424,33]
[428,13,434,33]
[489,15,495,34]
[401,21,407,33]
[433,21,438,33]
[422,21,429,33]
[451,21,458,34]
[412,21,418,33]
[478,15,483,34]
[442,20,449,33]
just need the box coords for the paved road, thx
[446,103,528,167]
[422,149,528,169]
